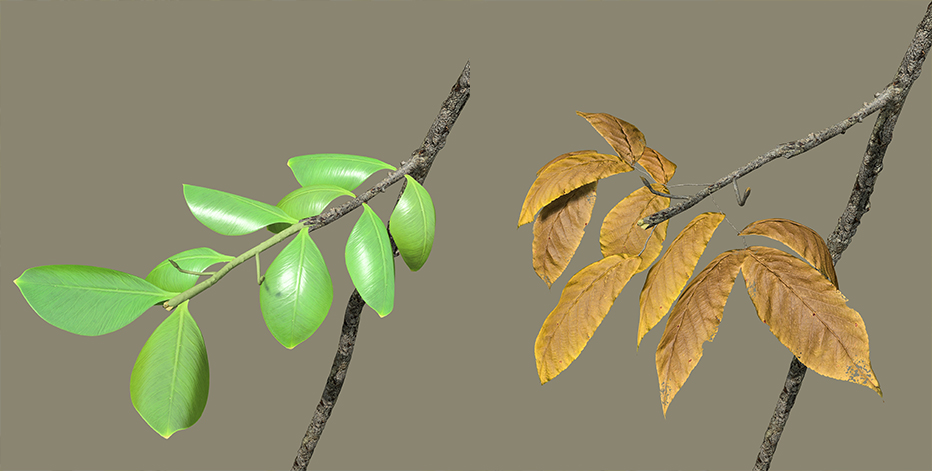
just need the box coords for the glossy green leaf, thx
[345,203,394,317]
[130,301,209,438]
[14,265,175,336]
[146,247,234,293]
[183,184,297,236]
[276,184,355,220]
[260,229,333,349]
[389,175,436,271]
[288,154,396,190]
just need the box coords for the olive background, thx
[2,2,930,470]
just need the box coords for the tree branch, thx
[290,60,471,471]
[753,4,931,470]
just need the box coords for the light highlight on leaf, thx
[599,184,670,273]
[518,150,632,227]
[183,184,297,236]
[639,147,677,184]
[576,111,647,166]
[639,212,725,349]
[130,301,209,438]
[742,246,880,396]
[260,229,333,349]
[738,218,838,288]
[389,175,436,272]
[532,181,597,287]
[656,249,746,417]
[345,203,394,317]
[14,265,175,336]
[288,154,396,190]
[535,255,640,384]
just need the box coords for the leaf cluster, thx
[519,113,880,416]
[14,154,437,437]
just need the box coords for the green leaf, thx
[14,265,175,336]
[260,229,333,349]
[276,184,355,220]
[146,247,234,293]
[389,175,436,271]
[345,203,394,317]
[183,184,297,236]
[288,154,396,190]
[130,301,209,438]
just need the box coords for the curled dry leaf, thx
[518,150,632,227]
[639,212,725,349]
[576,111,647,166]
[639,147,677,185]
[533,181,598,287]
[536,254,641,384]
[742,246,880,396]
[738,218,838,288]
[656,249,746,417]
[600,184,670,273]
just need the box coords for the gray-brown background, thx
[2,2,930,470]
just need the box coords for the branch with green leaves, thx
[13,61,470,446]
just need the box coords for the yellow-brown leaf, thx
[576,111,647,166]
[533,182,598,287]
[742,246,880,396]
[600,184,670,273]
[518,150,633,227]
[639,147,677,184]
[536,254,641,384]
[639,212,725,349]
[656,249,746,417]
[738,218,839,288]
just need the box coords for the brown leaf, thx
[639,147,677,184]
[536,254,641,384]
[742,246,880,396]
[738,218,839,288]
[639,212,725,349]
[533,182,598,287]
[599,184,670,273]
[656,249,746,417]
[518,150,633,227]
[576,111,647,166]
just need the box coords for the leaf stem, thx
[163,221,306,309]
[168,259,218,276]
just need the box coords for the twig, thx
[290,60,471,471]
[753,4,931,471]
[637,86,896,230]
